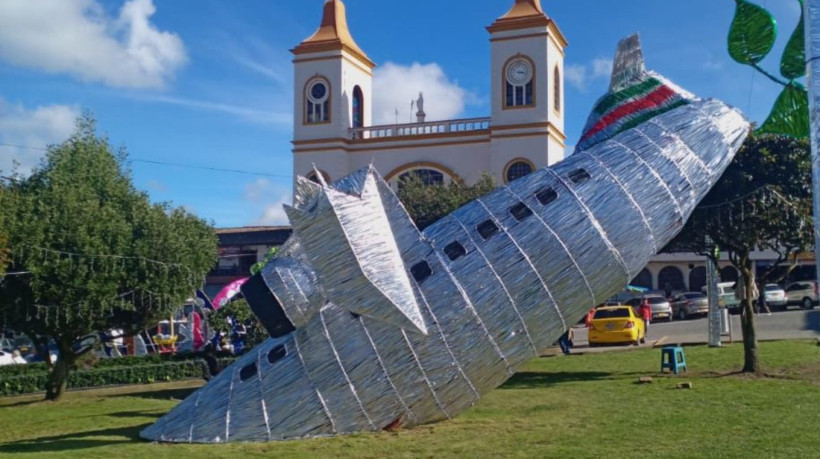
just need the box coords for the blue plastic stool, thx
[660,346,687,374]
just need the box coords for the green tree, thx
[397,173,496,230]
[251,247,279,276]
[0,183,11,276]
[667,133,813,373]
[0,115,218,400]
[206,298,267,350]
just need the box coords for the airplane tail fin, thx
[575,34,694,153]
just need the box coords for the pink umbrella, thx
[212,277,249,310]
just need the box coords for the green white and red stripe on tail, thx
[576,75,691,152]
[575,34,694,153]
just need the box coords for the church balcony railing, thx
[350,117,491,140]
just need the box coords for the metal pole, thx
[805,0,820,289]
[706,238,721,347]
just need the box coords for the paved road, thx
[569,309,820,352]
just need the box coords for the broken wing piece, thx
[284,168,428,335]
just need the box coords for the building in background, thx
[292,0,567,188]
[204,227,292,298]
[640,252,816,296]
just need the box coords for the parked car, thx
[0,349,17,366]
[671,292,709,320]
[763,284,788,310]
[0,332,34,357]
[588,306,646,346]
[703,282,741,313]
[785,281,818,310]
[626,295,673,321]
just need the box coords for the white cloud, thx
[244,178,292,226]
[565,58,612,92]
[702,53,723,71]
[564,64,588,91]
[136,94,291,127]
[255,201,291,226]
[592,58,613,79]
[0,99,79,175]
[372,62,474,125]
[0,0,187,89]
[145,179,167,193]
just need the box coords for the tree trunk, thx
[740,298,760,373]
[738,257,760,374]
[45,342,75,401]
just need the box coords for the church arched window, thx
[352,86,364,128]
[504,56,534,109]
[305,77,330,124]
[504,159,534,184]
[398,168,444,188]
[553,65,561,113]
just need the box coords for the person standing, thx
[585,307,597,328]
[637,297,652,333]
[557,328,574,355]
[191,310,205,351]
[757,282,771,315]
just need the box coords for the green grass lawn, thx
[1,340,819,458]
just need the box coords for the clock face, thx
[506,60,532,85]
[310,82,327,101]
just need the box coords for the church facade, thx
[291,0,567,188]
[285,0,809,297]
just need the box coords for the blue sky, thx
[0,0,803,228]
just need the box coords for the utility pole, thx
[706,237,722,347]
[806,1,820,290]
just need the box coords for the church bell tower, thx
[291,0,374,183]
[488,0,568,178]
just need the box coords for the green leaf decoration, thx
[728,0,778,65]
[757,83,809,138]
[780,0,806,79]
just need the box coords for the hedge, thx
[0,350,235,378]
[0,358,236,397]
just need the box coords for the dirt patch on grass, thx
[765,362,820,385]
[695,362,820,384]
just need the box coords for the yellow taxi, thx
[588,306,646,346]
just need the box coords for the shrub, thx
[0,357,235,396]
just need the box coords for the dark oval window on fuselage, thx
[509,202,533,221]
[239,362,258,382]
[443,241,467,261]
[267,345,287,365]
[411,261,432,284]
[477,219,500,240]
[569,168,591,184]
[535,187,558,205]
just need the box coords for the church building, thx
[283,0,811,298]
[291,0,567,188]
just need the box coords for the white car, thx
[763,284,788,310]
[0,349,16,366]
[785,281,818,310]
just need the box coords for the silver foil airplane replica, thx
[142,35,750,443]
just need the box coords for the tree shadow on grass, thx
[106,410,164,419]
[0,423,151,454]
[500,371,612,389]
[0,398,46,408]
[111,387,199,401]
